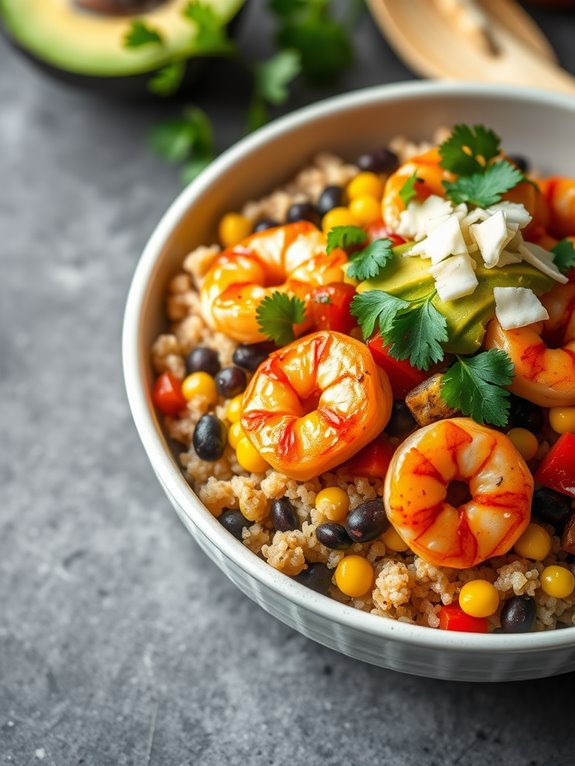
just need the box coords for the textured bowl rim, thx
[123,80,575,654]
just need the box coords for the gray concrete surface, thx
[2,2,575,764]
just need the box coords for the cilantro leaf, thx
[254,50,301,105]
[399,172,420,207]
[388,298,448,371]
[350,291,410,341]
[552,239,575,274]
[183,1,234,54]
[268,0,308,17]
[148,61,185,97]
[256,292,306,346]
[347,239,395,282]
[123,19,164,48]
[441,350,514,427]
[150,107,214,179]
[439,124,500,175]
[443,160,524,207]
[326,226,368,254]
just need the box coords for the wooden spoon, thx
[367,0,575,95]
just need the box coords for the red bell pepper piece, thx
[342,433,396,479]
[365,219,406,247]
[310,283,357,335]
[534,433,575,499]
[438,605,489,633]
[152,371,187,416]
[367,334,427,399]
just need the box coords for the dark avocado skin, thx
[0,3,247,99]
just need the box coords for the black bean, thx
[295,563,332,594]
[218,509,251,540]
[345,499,389,543]
[508,154,530,174]
[215,366,247,398]
[316,523,352,550]
[500,595,536,634]
[508,394,544,432]
[356,147,398,174]
[386,401,417,437]
[253,218,279,233]
[286,202,321,227]
[531,487,572,532]
[193,414,227,461]
[271,498,299,532]
[185,347,220,377]
[233,342,274,372]
[317,185,343,217]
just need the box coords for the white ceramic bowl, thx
[123,82,575,681]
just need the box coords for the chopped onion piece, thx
[488,201,532,229]
[396,195,454,241]
[429,253,479,302]
[471,210,512,269]
[518,242,568,283]
[493,287,549,329]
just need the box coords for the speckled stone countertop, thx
[2,3,575,764]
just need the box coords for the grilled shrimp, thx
[538,178,575,239]
[484,282,575,407]
[241,331,392,481]
[383,418,533,569]
[200,222,347,343]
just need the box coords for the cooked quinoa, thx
[151,132,575,633]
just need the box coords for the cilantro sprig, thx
[351,291,448,371]
[326,226,368,254]
[256,292,306,346]
[441,350,515,427]
[347,239,395,282]
[552,239,575,274]
[123,19,164,48]
[399,172,421,207]
[439,124,524,209]
[182,1,235,54]
[248,50,302,131]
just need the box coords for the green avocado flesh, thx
[0,0,244,77]
[356,246,554,355]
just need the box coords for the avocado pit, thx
[74,0,166,15]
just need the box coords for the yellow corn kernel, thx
[506,428,539,462]
[228,421,245,449]
[347,172,384,201]
[540,565,575,599]
[459,580,500,618]
[236,437,269,473]
[181,372,218,405]
[315,487,350,522]
[382,526,410,552]
[218,213,252,248]
[514,523,552,561]
[322,207,360,233]
[348,195,381,225]
[226,394,244,423]
[549,406,575,435]
[335,555,374,598]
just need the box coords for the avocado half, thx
[0,0,247,96]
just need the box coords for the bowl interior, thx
[125,83,575,655]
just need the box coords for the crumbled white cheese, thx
[471,210,513,269]
[396,195,454,241]
[488,201,532,229]
[493,287,549,329]
[429,253,479,302]
[518,242,568,284]
[409,214,469,264]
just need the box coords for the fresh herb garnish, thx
[347,238,395,282]
[123,19,164,48]
[552,239,575,274]
[351,291,448,370]
[150,107,214,182]
[399,172,421,207]
[439,124,500,175]
[270,0,353,84]
[443,161,524,208]
[248,50,302,131]
[256,292,306,346]
[326,225,368,254]
[441,350,514,427]
[148,61,186,97]
[183,1,235,55]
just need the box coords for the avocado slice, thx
[0,0,245,83]
[355,247,554,355]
